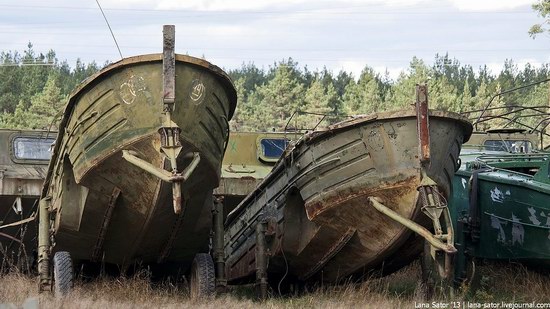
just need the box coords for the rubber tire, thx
[53,251,73,297]
[189,253,215,299]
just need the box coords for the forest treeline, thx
[0,43,549,132]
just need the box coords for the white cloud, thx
[516,57,544,67]
[82,0,535,12]
[447,0,533,11]
[373,66,404,80]
[156,0,306,11]
[336,60,366,79]
[155,0,430,11]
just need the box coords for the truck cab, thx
[214,131,299,216]
[464,128,541,153]
[0,129,56,271]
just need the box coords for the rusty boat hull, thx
[40,54,236,269]
[224,109,471,284]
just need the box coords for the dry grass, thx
[1,261,549,308]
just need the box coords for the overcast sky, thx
[0,0,548,79]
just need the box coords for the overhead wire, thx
[95,0,123,59]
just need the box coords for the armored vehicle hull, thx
[224,106,472,288]
[38,50,236,292]
[451,151,550,279]
[446,98,550,288]
[214,132,298,217]
[0,129,55,272]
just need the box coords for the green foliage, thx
[0,44,100,129]
[254,62,305,130]
[3,75,67,129]
[0,45,548,133]
[529,0,550,38]
[342,67,384,115]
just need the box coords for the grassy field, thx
[1,260,549,308]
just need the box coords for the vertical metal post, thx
[212,196,227,292]
[160,25,184,214]
[255,221,268,300]
[416,84,431,165]
[162,25,176,108]
[38,197,52,291]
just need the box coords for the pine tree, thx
[460,80,474,112]
[299,78,336,129]
[254,63,305,131]
[341,66,384,115]
[387,57,430,109]
[529,0,550,38]
[4,74,66,129]
[429,76,460,111]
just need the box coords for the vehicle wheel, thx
[53,251,73,297]
[420,241,452,299]
[189,253,215,299]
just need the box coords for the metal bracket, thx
[0,215,36,230]
[417,175,456,282]
[368,196,456,254]
[12,196,23,215]
[122,150,200,214]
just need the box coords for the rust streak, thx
[305,175,419,221]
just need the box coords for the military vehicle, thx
[37,26,236,298]
[0,129,55,273]
[214,131,297,216]
[219,85,472,298]
[442,89,550,291]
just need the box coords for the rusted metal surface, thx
[40,53,237,199]
[227,243,257,281]
[255,221,268,300]
[224,108,472,284]
[91,187,121,262]
[299,228,356,280]
[162,25,176,106]
[38,197,51,290]
[38,37,237,275]
[157,204,186,263]
[416,84,431,164]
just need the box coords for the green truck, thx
[0,128,56,273]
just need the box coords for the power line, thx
[0,4,535,15]
[95,0,122,59]
[0,63,55,66]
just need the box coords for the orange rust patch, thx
[305,175,419,221]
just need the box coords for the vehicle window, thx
[259,138,289,162]
[13,137,55,160]
[483,140,532,153]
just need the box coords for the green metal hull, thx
[0,129,55,271]
[41,54,236,269]
[450,150,550,282]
